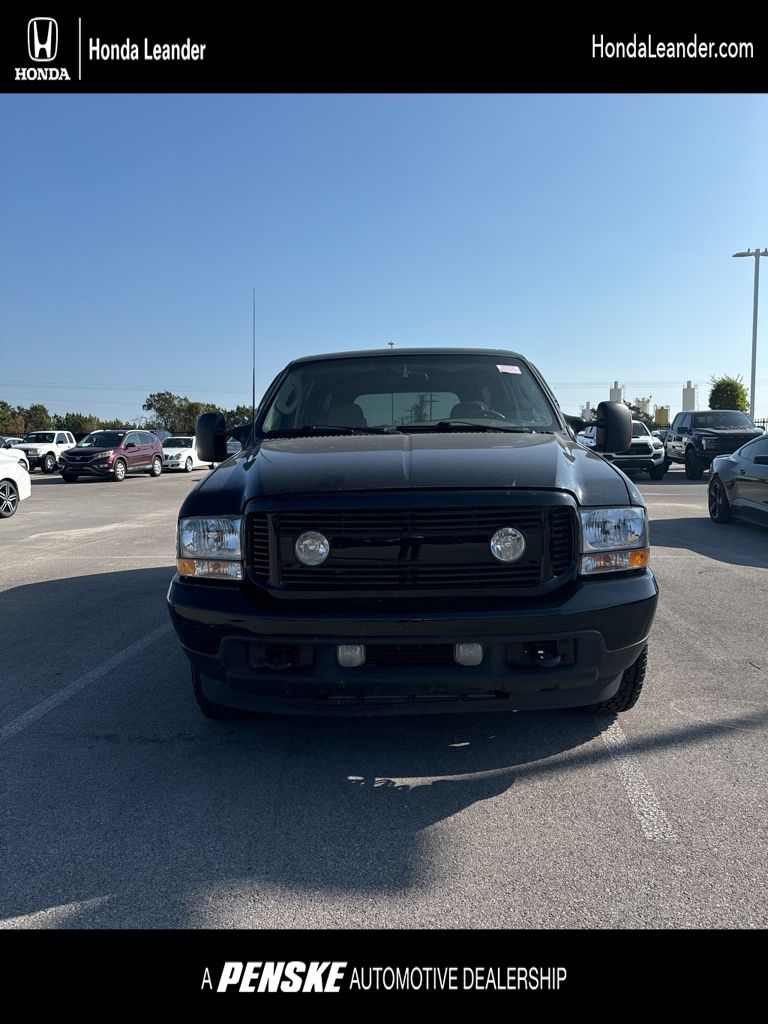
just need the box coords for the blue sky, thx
[2,93,767,420]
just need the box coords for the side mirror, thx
[196,412,228,464]
[594,401,632,454]
[563,415,586,436]
[125,442,136,448]
[754,455,768,466]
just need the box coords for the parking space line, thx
[0,625,172,744]
[598,718,678,841]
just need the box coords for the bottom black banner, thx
[0,929,756,1007]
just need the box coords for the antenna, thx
[251,287,256,445]
[388,340,395,349]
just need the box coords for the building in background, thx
[580,401,596,420]
[609,381,624,404]
[634,396,652,417]
[682,380,698,411]
[654,405,670,426]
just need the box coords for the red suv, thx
[59,430,164,482]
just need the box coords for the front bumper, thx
[59,461,114,478]
[168,571,658,715]
[610,449,665,471]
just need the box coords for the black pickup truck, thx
[664,409,763,479]
[167,349,657,717]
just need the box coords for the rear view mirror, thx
[196,412,228,464]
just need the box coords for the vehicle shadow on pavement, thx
[651,517,768,568]
[0,567,618,927]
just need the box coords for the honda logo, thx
[28,18,58,62]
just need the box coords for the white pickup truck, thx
[14,431,76,473]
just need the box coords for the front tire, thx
[43,452,57,474]
[0,479,19,517]
[685,449,704,480]
[649,464,665,480]
[113,459,127,481]
[192,671,237,720]
[591,646,647,714]
[708,476,733,523]
[149,455,163,477]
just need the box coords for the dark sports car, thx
[708,434,768,526]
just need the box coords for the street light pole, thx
[733,248,768,420]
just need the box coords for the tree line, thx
[0,392,256,438]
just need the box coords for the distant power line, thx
[1,379,268,394]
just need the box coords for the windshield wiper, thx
[263,424,397,438]
[396,421,554,434]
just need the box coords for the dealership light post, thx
[732,248,768,420]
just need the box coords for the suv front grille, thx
[249,504,575,591]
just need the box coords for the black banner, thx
[0,929,757,1007]
[0,13,765,91]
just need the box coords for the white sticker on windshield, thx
[497,364,521,374]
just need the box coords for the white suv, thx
[14,431,76,474]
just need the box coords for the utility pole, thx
[732,248,768,420]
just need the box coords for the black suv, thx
[167,349,658,719]
[664,410,763,479]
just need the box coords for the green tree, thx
[19,403,52,430]
[5,413,26,437]
[223,404,253,429]
[0,400,15,434]
[708,375,748,412]
[53,411,101,433]
[142,391,187,432]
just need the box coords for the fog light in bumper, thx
[454,642,484,666]
[337,644,366,667]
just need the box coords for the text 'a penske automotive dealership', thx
[88,38,207,61]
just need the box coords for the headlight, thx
[177,516,243,580]
[27,448,38,455]
[579,507,649,575]
[701,438,717,449]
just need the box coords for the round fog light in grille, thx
[295,530,330,566]
[337,644,366,667]
[455,643,484,666]
[490,527,526,563]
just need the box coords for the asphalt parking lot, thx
[1,466,766,929]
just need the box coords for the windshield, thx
[23,432,55,443]
[632,422,650,438]
[692,411,755,429]
[78,432,125,448]
[164,437,193,448]
[260,354,560,435]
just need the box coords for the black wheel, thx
[591,646,647,714]
[42,452,57,474]
[684,449,704,480]
[149,455,163,477]
[708,476,733,523]
[113,459,127,481]
[192,670,237,719]
[0,479,19,517]
[184,456,193,473]
[649,464,665,480]
[663,456,672,471]
[61,472,79,483]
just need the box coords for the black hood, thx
[181,431,635,517]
